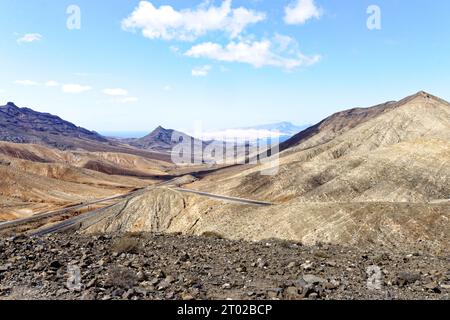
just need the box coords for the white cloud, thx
[163,85,173,91]
[192,65,212,77]
[198,129,283,142]
[14,80,38,86]
[185,38,321,70]
[17,33,43,44]
[284,0,322,25]
[169,46,180,54]
[121,97,139,103]
[102,88,129,96]
[45,80,59,87]
[0,89,5,93]
[62,84,92,94]
[274,33,296,52]
[122,0,265,41]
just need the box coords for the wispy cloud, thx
[17,33,43,44]
[192,65,212,77]
[284,0,322,25]
[45,80,59,87]
[185,37,320,70]
[14,80,39,86]
[102,88,129,96]
[163,85,173,91]
[62,84,92,94]
[122,0,265,41]
[121,97,139,103]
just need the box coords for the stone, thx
[222,283,232,290]
[181,292,195,300]
[395,272,421,286]
[284,286,301,300]
[286,261,297,269]
[122,289,135,300]
[301,261,314,271]
[257,258,268,268]
[179,253,190,262]
[424,282,441,293]
[49,260,62,270]
[0,264,12,272]
[303,274,326,284]
[309,293,319,300]
[112,288,125,297]
[326,260,337,267]
[136,271,146,282]
[157,281,171,290]
[324,280,340,290]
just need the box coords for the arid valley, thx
[1,1,450,305]
[0,91,449,300]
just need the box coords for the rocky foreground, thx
[0,233,449,300]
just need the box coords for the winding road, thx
[1,173,273,237]
[172,188,273,206]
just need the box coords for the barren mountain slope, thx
[0,141,171,177]
[0,103,172,161]
[193,92,450,203]
[0,142,174,221]
[0,164,129,221]
[128,126,204,152]
[79,188,450,254]
[0,102,106,149]
[78,92,450,252]
[280,100,396,151]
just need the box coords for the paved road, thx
[172,188,273,206]
[0,189,142,232]
[14,177,273,236]
[31,204,118,237]
[30,180,178,236]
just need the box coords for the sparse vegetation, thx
[110,235,141,254]
[201,231,224,239]
[106,266,138,290]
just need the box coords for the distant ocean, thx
[99,131,148,139]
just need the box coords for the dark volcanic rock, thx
[0,102,107,150]
[0,233,448,300]
[128,126,205,152]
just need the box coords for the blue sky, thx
[1,0,449,134]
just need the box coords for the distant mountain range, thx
[0,102,306,153]
[240,121,308,136]
[0,102,171,161]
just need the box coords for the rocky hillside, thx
[0,102,107,150]
[0,103,175,163]
[0,233,448,300]
[128,126,203,152]
[213,91,450,203]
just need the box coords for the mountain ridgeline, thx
[0,102,106,150]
